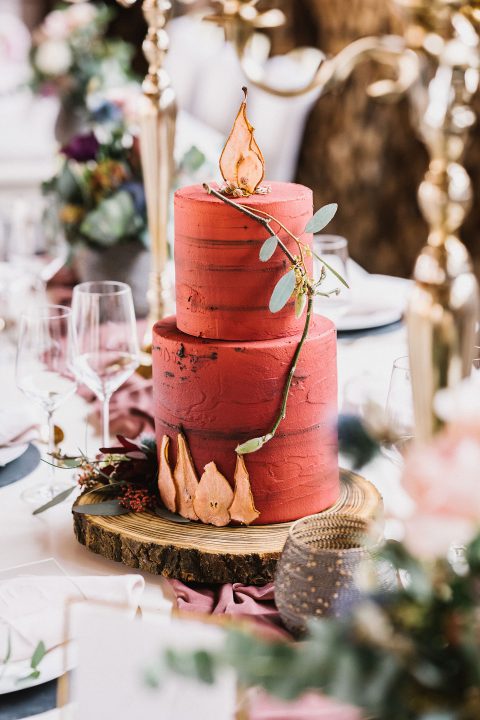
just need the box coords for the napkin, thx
[249,689,363,720]
[168,580,290,640]
[0,404,40,466]
[0,574,145,663]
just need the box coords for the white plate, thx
[0,640,75,695]
[321,274,411,332]
[0,443,28,467]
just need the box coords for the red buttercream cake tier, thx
[174,182,313,341]
[152,315,339,525]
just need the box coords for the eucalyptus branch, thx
[203,183,321,455]
[203,184,312,291]
[250,206,305,265]
[203,184,296,263]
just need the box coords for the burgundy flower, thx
[61,132,99,162]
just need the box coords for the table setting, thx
[3,1,480,719]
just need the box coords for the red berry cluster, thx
[119,485,155,513]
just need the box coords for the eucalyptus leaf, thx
[259,235,279,262]
[304,203,338,234]
[17,670,40,685]
[269,270,296,313]
[236,434,272,455]
[32,485,76,516]
[73,500,130,516]
[154,506,191,524]
[31,641,46,670]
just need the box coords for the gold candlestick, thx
[208,0,479,441]
[117,0,176,359]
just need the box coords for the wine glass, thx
[383,355,414,466]
[312,235,351,322]
[9,195,68,283]
[71,281,140,447]
[16,305,77,504]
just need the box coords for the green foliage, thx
[235,435,271,455]
[29,3,136,114]
[160,532,480,719]
[259,235,279,262]
[337,414,380,469]
[79,189,143,246]
[17,641,47,685]
[180,146,207,175]
[269,270,296,313]
[312,249,350,289]
[304,202,338,234]
[32,485,76,515]
[72,499,130,516]
[294,291,307,318]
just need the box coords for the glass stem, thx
[47,409,55,486]
[101,395,111,448]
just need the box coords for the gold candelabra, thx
[117,0,176,357]
[208,0,480,441]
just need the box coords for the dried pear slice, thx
[229,455,260,525]
[173,432,199,521]
[193,461,234,527]
[219,87,265,195]
[158,435,177,513]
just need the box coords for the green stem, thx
[269,295,313,437]
[203,183,317,455]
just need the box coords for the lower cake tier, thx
[152,316,339,525]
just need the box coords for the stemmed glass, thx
[383,355,415,466]
[71,281,140,447]
[312,235,351,321]
[16,305,77,503]
[9,195,68,283]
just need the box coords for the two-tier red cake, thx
[152,180,339,525]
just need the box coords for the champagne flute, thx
[71,281,140,447]
[16,305,77,504]
[383,355,414,466]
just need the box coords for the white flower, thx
[67,3,98,31]
[35,40,73,77]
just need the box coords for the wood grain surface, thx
[73,468,383,585]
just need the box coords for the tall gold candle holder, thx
[117,0,176,361]
[208,0,480,441]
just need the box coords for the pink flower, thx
[402,426,480,559]
[42,10,70,41]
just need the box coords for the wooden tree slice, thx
[73,469,382,585]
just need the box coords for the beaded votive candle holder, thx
[274,514,390,637]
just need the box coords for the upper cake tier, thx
[174,182,313,341]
